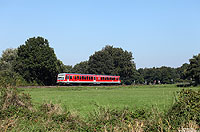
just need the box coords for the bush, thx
[166,89,200,128]
[0,86,33,111]
[0,70,31,87]
[87,106,147,131]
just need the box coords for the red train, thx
[57,73,121,85]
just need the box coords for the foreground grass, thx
[18,84,200,117]
[0,85,199,131]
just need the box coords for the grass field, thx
[18,84,200,117]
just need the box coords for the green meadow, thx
[18,84,200,117]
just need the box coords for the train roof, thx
[58,73,120,77]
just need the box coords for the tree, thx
[63,65,73,73]
[159,66,178,84]
[138,66,179,84]
[14,37,63,85]
[88,45,137,84]
[0,48,27,86]
[72,61,89,74]
[176,63,189,81]
[185,54,200,85]
[0,48,17,71]
[88,48,114,75]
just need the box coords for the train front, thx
[57,73,66,84]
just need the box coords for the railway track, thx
[18,85,121,88]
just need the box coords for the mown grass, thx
[18,84,200,117]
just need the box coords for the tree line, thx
[0,36,199,86]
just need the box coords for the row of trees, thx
[0,36,200,85]
[69,45,140,84]
[138,66,186,85]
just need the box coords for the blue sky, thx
[0,0,200,68]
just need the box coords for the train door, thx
[94,76,96,83]
[66,75,69,83]
[77,76,80,82]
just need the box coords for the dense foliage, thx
[166,89,200,128]
[72,61,89,74]
[88,45,138,84]
[0,48,17,71]
[138,66,179,84]
[14,37,64,85]
[0,48,27,86]
[185,54,200,86]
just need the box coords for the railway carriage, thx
[57,73,121,85]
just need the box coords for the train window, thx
[101,77,102,80]
[58,77,64,80]
[107,77,109,80]
[116,78,118,80]
[70,76,72,79]
[91,77,93,80]
[75,76,77,79]
[66,75,69,79]
[77,76,79,80]
[110,77,111,80]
